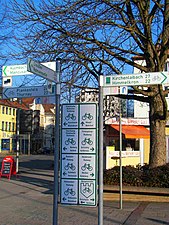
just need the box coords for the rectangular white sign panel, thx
[60,103,98,206]
[27,58,57,83]
[2,61,56,77]
[104,72,169,87]
[3,85,55,99]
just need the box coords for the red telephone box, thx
[0,156,17,179]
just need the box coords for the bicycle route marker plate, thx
[79,104,97,128]
[62,104,78,128]
[61,154,78,178]
[79,129,96,153]
[79,155,96,179]
[60,103,98,206]
[61,180,78,204]
[61,129,78,153]
[79,180,96,205]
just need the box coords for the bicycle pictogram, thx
[81,138,93,145]
[65,113,76,121]
[82,113,93,120]
[64,188,76,196]
[82,186,92,194]
[64,163,76,171]
[81,163,93,171]
[65,138,76,145]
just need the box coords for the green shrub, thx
[103,163,169,188]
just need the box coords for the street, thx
[0,155,169,225]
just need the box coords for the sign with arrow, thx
[2,61,56,77]
[104,71,169,87]
[3,85,55,99]
[60,103,98,206]
[27,58,57,83]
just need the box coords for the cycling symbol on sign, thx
[80,182,94,198]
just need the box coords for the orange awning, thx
[110,125,150,139]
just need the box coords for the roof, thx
[110,124,150,139]
[43,104,55,114]
[0,99,29,110]
[21,98,34,106]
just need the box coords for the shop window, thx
[12,139,16,151]
[1,139,10,150]
[110,138,139,151]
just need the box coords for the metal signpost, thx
[60,103,98,206]
[2,61,57,176]
[53,59,61,225]
[99,75,104,225]
[102,71,169,210]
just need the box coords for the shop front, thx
[104,124,150,169]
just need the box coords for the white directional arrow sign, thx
[3,85,55,99]
[27,58,57,83]
[104,72,169,87]
[2,61,56,77]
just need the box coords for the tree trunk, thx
[149,92,167,168]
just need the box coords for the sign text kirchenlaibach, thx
[104,72,169,87]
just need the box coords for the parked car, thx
[37,147,51,155]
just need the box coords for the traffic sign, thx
[2,61,56,77]
[3,85,55,99]
[27,58,57,83]
[61,103,98,206]
[104,72,169,87]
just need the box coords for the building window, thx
[9,108,11,115]
[110,138,139,151]
[2,121,4,131]
[2,106,5,114]
[9,122,11,131]
[12,122,15,132]
[13,109,15,116]
[6,107,8,114]
[5,122,8,131]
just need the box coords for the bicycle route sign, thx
[103,71,169,87]
[3,85,55,99]
[60,103,98,206]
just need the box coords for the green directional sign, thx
[104,72,169,87]
[2,61,56,77]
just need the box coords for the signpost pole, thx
[53,59,61,225]
[16,107,20,173]
[98,75,103,225]
[119,98,123,209]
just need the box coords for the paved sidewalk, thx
[0,155,169,225]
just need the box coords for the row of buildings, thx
[0,98,55,154]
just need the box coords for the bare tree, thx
[5,0,169,168]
